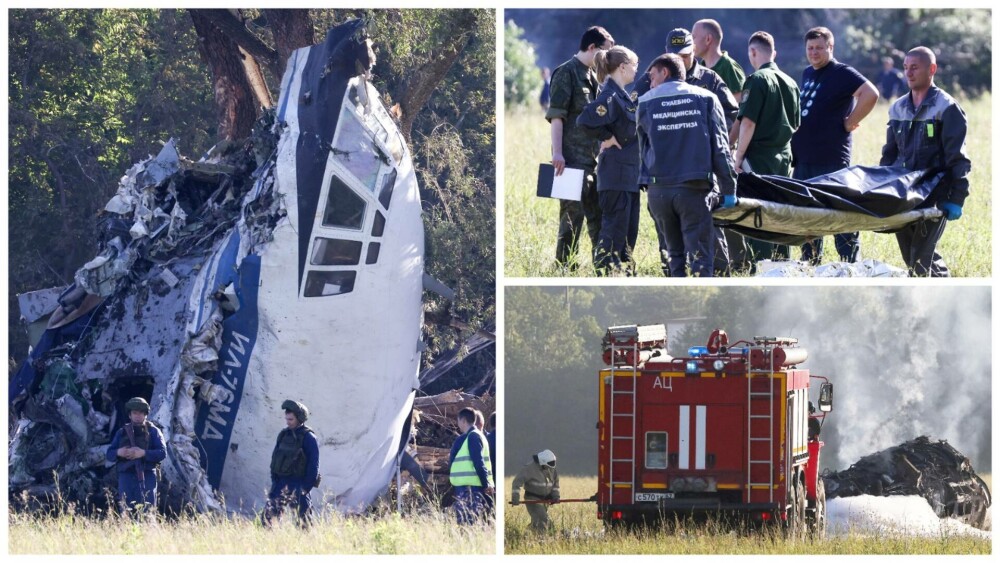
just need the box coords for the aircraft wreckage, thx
[9,20,475,514]
[823,436,991,530]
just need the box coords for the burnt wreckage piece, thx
[9,119,278,509]
[823,436,991,529]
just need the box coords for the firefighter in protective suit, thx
[511,449,561,532]
[263,400,320,527]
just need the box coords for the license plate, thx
[634,492,674,502]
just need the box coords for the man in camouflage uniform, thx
[734,31,800,265]
[546,26,615,271]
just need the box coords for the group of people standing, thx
[545,20,971,277]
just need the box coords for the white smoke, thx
[751,286,991,471]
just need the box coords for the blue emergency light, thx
[687,346,708,357]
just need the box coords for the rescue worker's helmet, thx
[533,449,557,468]
[281,399,309,423]
[125,397,150,414]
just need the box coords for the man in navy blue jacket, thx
[637,53,738,277]
[106,396,166,513]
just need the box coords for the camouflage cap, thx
[125,396,150,414]
[281,399,309,423]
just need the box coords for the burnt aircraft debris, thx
[823,436,991,530]
[9,119,278,510]
[9,19,493,515]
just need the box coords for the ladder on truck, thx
[607,330,638,503]
[746,339,777,503]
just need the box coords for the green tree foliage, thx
[509,8,991,96]
[7,9,496,378]
[504,20,542,108]
[839,9,992,96]
[8,9,215,360]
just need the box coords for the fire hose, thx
[510,495,597,505]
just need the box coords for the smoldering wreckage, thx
[823,436,991,530]
[9,20,494,515]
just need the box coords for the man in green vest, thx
[449,407,494,524]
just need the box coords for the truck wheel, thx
[787,477,807,539]
[808,479,827,539]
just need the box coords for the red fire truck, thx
[597,325,833,534]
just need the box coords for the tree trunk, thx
[264,9,316,74]
[393,10,479,142]
[190,9,280,78]
[189,10,266,140]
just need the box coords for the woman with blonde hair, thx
[577,46,641,275]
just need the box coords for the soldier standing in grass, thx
[547,26,615,271]
[106,397,166,514]
[511,449,560,533]
[263,400,320,527]
[880,46,970,277]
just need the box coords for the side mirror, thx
[818,382,833,412]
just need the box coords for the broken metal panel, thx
[823,436,992,529]
[18,286,67,324]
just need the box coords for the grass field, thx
[8,505,495,555]
[504,475,990,554]
[504,95,992,277]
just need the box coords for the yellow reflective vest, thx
[449,429,494,487]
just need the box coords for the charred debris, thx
[823,436,991,530]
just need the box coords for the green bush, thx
[504,20,542,108]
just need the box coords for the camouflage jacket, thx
[546,56,601,169]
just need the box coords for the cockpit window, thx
[378,169,396,209]
[322,175,366,230]
[372,211,385,237]
[332,106,387,193]
[311,238,362,266]
[303,271,356,297]
[348,81,405,164]
[366,242,381,265]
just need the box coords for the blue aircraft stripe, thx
[193,254,261,489]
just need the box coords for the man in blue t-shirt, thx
[790,27,879,265]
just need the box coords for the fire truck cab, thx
[597,325,833,534]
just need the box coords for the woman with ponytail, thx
[576,46,641,276]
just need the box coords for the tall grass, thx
[504,95,992,277]
[504,475,990,554]
[8,504,495,554]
